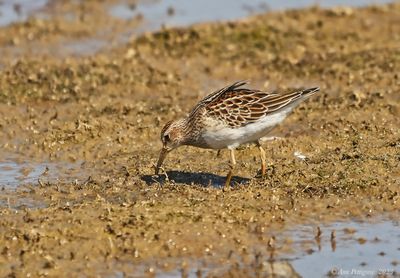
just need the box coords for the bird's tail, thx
[270,86,320,114]
[300,87,320,98]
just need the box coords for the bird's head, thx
[155,119,187,174]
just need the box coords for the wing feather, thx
[190,81,319,127]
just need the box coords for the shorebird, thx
[155,81,319,187]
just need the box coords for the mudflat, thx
[0,2,399,277]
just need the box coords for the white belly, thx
[202,109,290,149]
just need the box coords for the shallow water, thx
[128,218,400,277]
[0,0,394,58]
[0,160,46,188]
[0,1,399,277]
[288,219,400,277]
[0,158,83,189]
[0,0,48,27]
[110,0,394,33]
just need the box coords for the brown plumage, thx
[204,81,319,127]
[156,81,320,186]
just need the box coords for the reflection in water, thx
[287,219,400,277]
[0,160,47,188]
[0,158,84,189]
[331,230,337,252]
[132,218,399,277]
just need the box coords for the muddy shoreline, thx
[0,1,399,277]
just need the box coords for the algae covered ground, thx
[0,1,399,277]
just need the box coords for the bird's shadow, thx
[141,170,250,188]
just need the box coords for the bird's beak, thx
[155,147,170,175]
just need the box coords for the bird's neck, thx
[181,115,205,147]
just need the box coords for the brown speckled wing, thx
[188,81,249,118]
[202,82,319,127]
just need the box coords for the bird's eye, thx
[163,134,170,142]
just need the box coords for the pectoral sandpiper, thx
[156,81,319,187]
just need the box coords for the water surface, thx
[110,0,394,33]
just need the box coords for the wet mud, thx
[0,1,399,277]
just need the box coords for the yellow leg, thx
[257,142,267,176]
[224,149,236,187]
